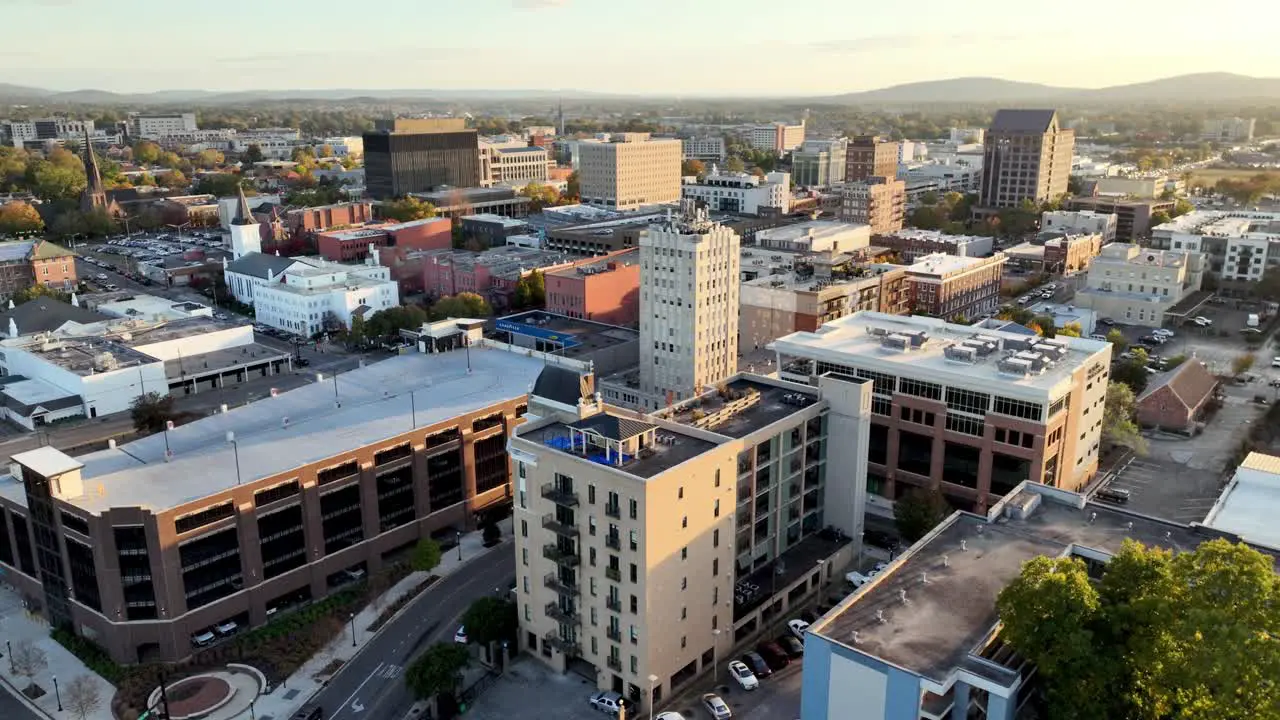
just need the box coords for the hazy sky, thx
[4,0,1279,94]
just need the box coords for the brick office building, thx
[0,239,78,300]
[286,202,374,239]
[315,218,452,263]
[543,248,641,326]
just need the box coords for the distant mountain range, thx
[1,73,1279,106]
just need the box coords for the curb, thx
[0,669,56,720]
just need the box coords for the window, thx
[588,485,596,504]
[590,577,597,596]
[993,396,1043,421]
[713,558,719,576]
[714,499,720,517]
[713,529,720,547]
[681,606,687,620]
[945,387,990,415]
[945,412,984,437]
[713,586,718,605]
[521,520,527,537]
[678,486,684,499]
[629,498,637,520]
[630,595,638,613]
[589,516,597,536]
[522,548,528,565]
[523,576,529,593]
[899,378,942,400]
[629,530,638,551]
[1048,394,1070,417]
[682,516,688,528]
[714,469,721,487]
[590,547,597,566]
[681,576,687,590]
[630,563,637,583]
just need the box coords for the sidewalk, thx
[0,519,511,720]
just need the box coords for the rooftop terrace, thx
[654,377,818,439]
[811,483,1280,683]
[518,411,720,480]
[495,310,640,356]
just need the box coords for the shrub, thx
[52,627,124,684]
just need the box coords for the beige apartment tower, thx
[579,135,682,211]
[839,176,906,236]
[639,204,740,408]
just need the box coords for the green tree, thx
[365,304,430,341]
[410,538,442,573]
[482,521,501,546]
[194,149,225,169]
[163,169,188,189]
[1057,322,1082,338]
[461,597,517,647]
[725,156,745,173]
[1112,356,1149,395]
[512,270,545,310]
[406,643,470,700]
[380,196,437,222]
[193,173,254,197]
[893,486,950,543]
[1105,328,1127,351]
[242,144,265,165]
[1102,382,1147,453]
[565,170,580,201]
[430,292,492,320]
[156,151,184,169]
[0,201,44,235]
[0,147,30,192]
[347,312,367,348]
[1231,354,1255,376]
[1150,210,1172,227]
[1172,198,1194,217]
[518,182,561,212]
[132,141,161,165]
[681,159,706,178]
[130,392,175,434]
[29,160,86,201]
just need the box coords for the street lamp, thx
[647,674,659,720]
[457,531,463,561]
[350,612,357,647]
[6,640,12,673]
[53,675,62,712]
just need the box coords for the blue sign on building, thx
[496,319,582,348]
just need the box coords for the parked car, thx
[787,618,810,640]
[845,571,874,588]
[1152,328,1174,338]
[775,635,804,658]
[191,630,216,647]
[656,713,688,720]
[1098,317,1115,326]
[756,641,791,671]
[741,651,772,678]
[728,660,758,691]
[1095,487,1131,504]
[214,620,238,637]
[1243,328,1263,335]
[590,691,627,715]
[1193,316,1213,327]
[1272,357,1280,369]
[701,694,732,720]
[454,626,468,644]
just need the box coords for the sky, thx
[3,0,1279,95]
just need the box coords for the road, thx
[315,541,516,720]
[0,684,38,720]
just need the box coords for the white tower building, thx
[229,188,262,259]
[638,200,740,408]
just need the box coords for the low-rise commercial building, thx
[755,221,872,254]
[1041,209,1117,244]
[773,311,1111,512]
[460,214,532,248]
[410,187,530,221]
[316,218,452,263]
[421,246,574,308]
[1202,117,1255,142]
[905,253,1006,320]
[482,143,550,186]
[1073,243,1205,328]
[1063,196,1174,241]
[1201,452,1280,549]
[0,346,540,663]
[876,229,994,263]
[680,170,791,216]
[286,202,375,239]
[838,178,906,236]
[544,249,641,326]
[1149,210,1280,293]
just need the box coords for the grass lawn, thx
[1187,167,1280,187]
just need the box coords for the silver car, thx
[701,693,731,720]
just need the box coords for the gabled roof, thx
[569,413,655,442]
[532,365,586,407]
[30,240,76,261]
[990,109,1058,134]
[0,299,110,336]
[1138,359,1218,410]
[224,252,296,280]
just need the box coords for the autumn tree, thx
[518,182,561,212]
[194,149,225,169]
[406,643,470,700]
[681,159,706,178]
[1105,328,1127,352]
[564,171,580,201]
[0,201,44,235]
[380,196,437,222]
[1101,383,1146,454]
[132,141,161,165]
[430,292,492,320]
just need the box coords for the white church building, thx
[222,190,399,337]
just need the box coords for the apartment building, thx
[774,312,1112,513]
[1,117,96,148]
[316,218,451,263]
[482,144,551,187]
[838,177,906,236]
[876,230,994,263]
[1041,232,1104,274]
[681,137,727,163]
[127,113,198,139]
[1063,196,1173,241]
[511,371,870,709]
[363,118,481,199]
[579,136,682,211]
[1074,243,1204,327]
[979,110,1074,209]
[0,347,542,663]
[1149,210,1280,293]
[0,240,78,299]
[1041,209,1117,244]
[748,122,806,154]
[791,139,847,188]
[545,249,642,326]
[846,136,900,183]
[680,170,791,216]
[905,254,1006,320]
[1201,116,1255,142]
[639,204,740,407]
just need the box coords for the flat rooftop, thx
[884,228,992,246]
[518,413,719,480]
[1202,452,1280,549]
[462,213,529,228]
[811,484,1280,683]
[25,337,157,376]
[655,377,818,439]
[495,310,640,357]
[770,311,1109,398]
[906,253,1001,277]
[545,249,638,277]
[1155,209,1280,236]
[122,316,240,345]
[19,348,545,514]
[163,343,291,380]
[756,221,869,245]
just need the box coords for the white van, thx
[1248,313,1260,328]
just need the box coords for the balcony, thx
[543,632,581,656]
[545,602,581,625]
[542,514,579,538]
[544,573,578,595]
[541,482,579,507]
[606,627,622,643]
[605,596,622,612]
[606,656,623,672]
[605,533,621,551]
[542,544,581,567]
[604,503,621,519]
[605,566,621,582]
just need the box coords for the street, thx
[310,541,515,720]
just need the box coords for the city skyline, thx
[3,0,1278,95]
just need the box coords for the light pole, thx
[249,699,256,720]
[350,612,357,647]
[711,629,721,685]
[227,433,243,485]
[647,674,658,720]
[456,531,463,561]
[53,675,62,711]
[6,640,11,672]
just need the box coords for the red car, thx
[756,641,791,671]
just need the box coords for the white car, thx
[1193,316,1213,326]
[454,626,468,644]
[728,660,758,691]
[1152,328,1175,338]
[1271,357,1280,369]
[701,693,732,720]
[657,713,688,720]
[787,619,810,640]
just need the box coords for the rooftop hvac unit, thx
[961,339,997,356]
[944,346,977,364]
[867,326,889,336]
[93,352,119,372]
[998,357,1033,376]
[907,331,929,347]
[880,334,911,352]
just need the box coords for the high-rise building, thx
[638,203,740,408]
[748,122,806,154]
[979,109,1074,209]
[363,118,480,199]
[791,138,847,187]
[838,176,905,235]
[846,135,900,183]
[578,135,682,211]
[1201,117,1255,142]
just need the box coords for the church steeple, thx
[80,126,107,214]
[232,187,255,225]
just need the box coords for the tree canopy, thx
[430,292,492,320]
[511,270,545,310]
[365,304,429,340]
[893,486,950,543]
[380,196,437,222]
[130,392,176,434]
[406,642,470,700]
[0,201,44,235]
[193,173,254,198]
[1102,382,1147,454]
[996,539,1280,720]
[518,182,562,212]
[461,597,518,647]
[681,159,706,178]
[410,538,442,573]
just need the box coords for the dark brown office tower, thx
[846,135,900,182]
[980,109,1074,209]
[364,118,481,199]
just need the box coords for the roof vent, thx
[898,589,909,605]
[876,610,885,624]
